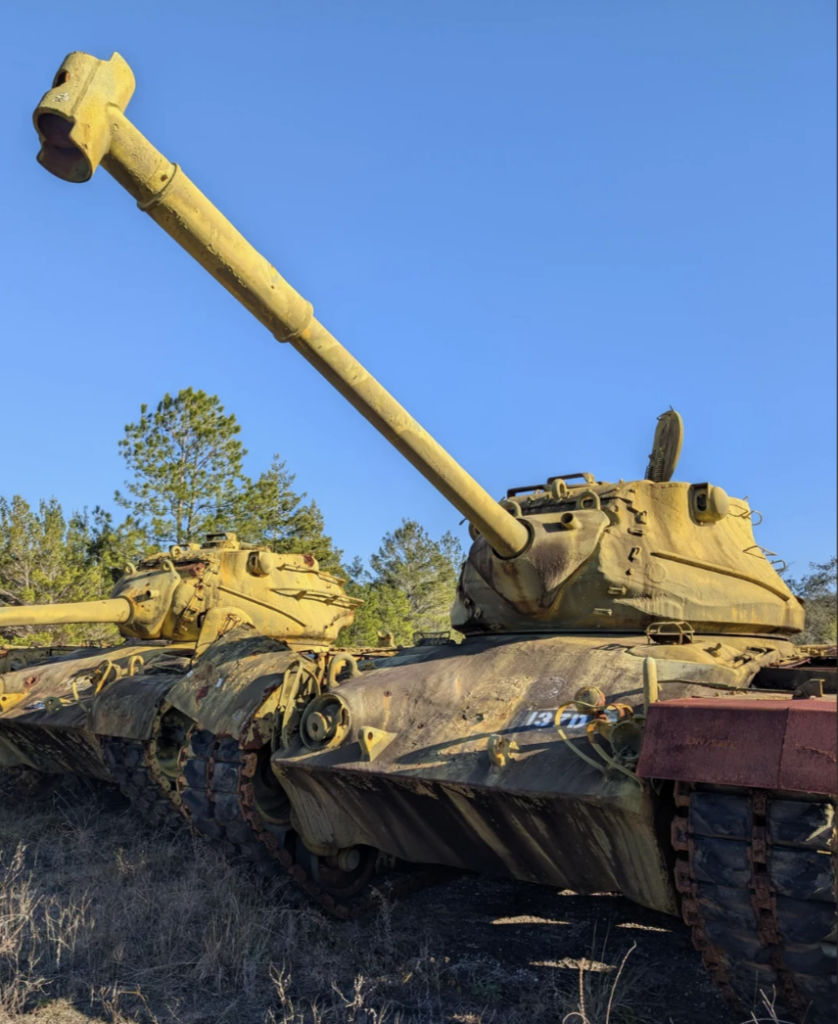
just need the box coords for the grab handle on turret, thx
[32,52,530,560]
[0,598,132,629]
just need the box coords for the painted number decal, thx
[525,710,555,728]
[518,707,620,732]
[523,709,589,729]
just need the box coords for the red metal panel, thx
[779,700,838,794]
[637,697,837,795]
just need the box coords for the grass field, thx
[0,769,771,1024]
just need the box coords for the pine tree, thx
[788,557,837,645]
[0,496,118,646]
[336,557,413,647]
[115,388,248,547]
[71,507,153,581]
[369,519,463,638]
[237,456,343,574]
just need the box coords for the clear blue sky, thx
[1,1,835,577]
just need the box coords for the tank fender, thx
[164,627,302,744]
[0,701,109,779]
[637,695,837,795]
[88,672,184,740]
[0,733,36,769]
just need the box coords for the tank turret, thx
[32,52,803,638]
[0,532,360,652]
[451,430,803,636]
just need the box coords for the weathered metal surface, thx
[88,665,188,740]
[166,628,303,744]
[645,409,684,483]
[753,654,837,693]
[637,695,838,795]
[0,645,82,676]
[453,478,802,635]
[0,705,110,779]
[273,633,791,914]
[781,699,838,793]
[0,597,131,629]
[0,644,182,701]
[30,51,834,1020]
[0,644,192,773]
[280,759,674,909]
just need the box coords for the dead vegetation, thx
[0,769,737,1024]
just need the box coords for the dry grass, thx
[0,769,731,1024]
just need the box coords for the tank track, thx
[102,734,185,829]
[176,729,286,877]
[277,835,448,921]
[672,783,836,1024]
[176,727,450,917]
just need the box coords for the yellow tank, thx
[29,52,835,1024]
[31,52,801,637]
[0,527,367,838]
[0,532,359,657]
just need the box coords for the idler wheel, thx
[300,693,350,750]
[294,836,377,899]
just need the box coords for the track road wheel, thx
[176,729,285,878]
[294,836,377,900]
[672,784,836,1024]
[102,705,191,829]
[285,831,455,920]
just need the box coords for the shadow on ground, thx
[0,770,741,1024]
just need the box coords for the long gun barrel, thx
[32,52,529,560]
[0,598,131,629]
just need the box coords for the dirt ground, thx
[0,770,765,1024]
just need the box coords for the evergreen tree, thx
[788,557,837,645]
[115,388,248,547]
[336,557,413,648]
[237,456,343,574]
[369,519,463,638]
[71,506,153,581]
[0,496,117,646]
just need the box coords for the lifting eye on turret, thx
[690,484,730,524]
[499,499,523,519]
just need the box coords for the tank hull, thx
[0,643,193,777]
[275,744,677,911]
[270,632,798,914]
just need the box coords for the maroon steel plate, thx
[637,697,837,795]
